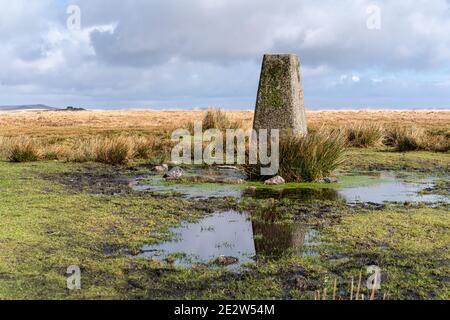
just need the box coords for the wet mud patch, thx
[243,187,342,202]
[419,179,450,196]
[39,164,135,195]
[34,163,449,300]
[123,260,271,299]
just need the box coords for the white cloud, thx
[1,0,450,108]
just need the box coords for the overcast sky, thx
[1,0,450,109]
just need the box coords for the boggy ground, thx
[0,151,448,300]
[0,109,449,300]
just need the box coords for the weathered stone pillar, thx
[253,54,307,135]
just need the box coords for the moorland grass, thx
[345,123,384,148]
[0,110,448,166]
[245,130,347,182]
[7,137,40,162]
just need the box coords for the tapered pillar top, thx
[253,53,307,135]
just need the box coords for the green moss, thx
[0,157,448,300]
[344,148,450,172]
[318,207,450,300]
[259,58,290,109]
[418,180,450,196]
[0,161,205,299]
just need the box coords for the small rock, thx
[214,256,239,266]
[162,164,169,171]
[163,167,185,179]
[264,176,286,185]
[319,177,338,184]
[165,256,175,264]
[128,248,141,256]
[152,165,167,173]
[247,186,257,191]
[217,165,238,170]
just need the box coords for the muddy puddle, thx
[138,210,318,268]
[338,175,447,203]
[134,176,244,198]
[134,168,447,267]
[133,168,449,204]
[133,166,246,199]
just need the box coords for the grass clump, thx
[278,130,347,182]
[70,136,136,165]
[346,123,384,147]
[67,134,173,165]
[7,137,40,162]
[245,130,347,182]
[421,134,450,153]
[133,136,154,159]
[95,136,133,165]
[385,127,423,152]
[203,108,241,131]
[384,127,449,152]
[0,136,11,159]
[187,108,242,133]
[41,144,67,160]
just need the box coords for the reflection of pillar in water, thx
[290,223,306,255]
[252,221,305,259]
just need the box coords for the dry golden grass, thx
[0,109,448,138]
[0,110,252,139]
[345,123,384,148]
[0,109,448,163]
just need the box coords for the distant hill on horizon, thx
[0,104,57,111]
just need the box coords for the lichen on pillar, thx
[253,54,308,135]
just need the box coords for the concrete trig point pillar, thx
[253,54,307,135]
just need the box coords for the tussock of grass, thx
[187,108,242,133]
[41,144,67,160]
[70,136,139,165]
[384,127,449,152]
[203,108,242,131]
[278,130,347,182]
[7,137,40,162]
[0,136,11,159]
[395,130,422,151]
[346,123,384,147]
[133,136,153,159]
[1,134,173,165]
[68,134,172,165]
[385,127,423,151]
[94,136,134,165]
[245,130,347,182]
[421,134,450,153]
